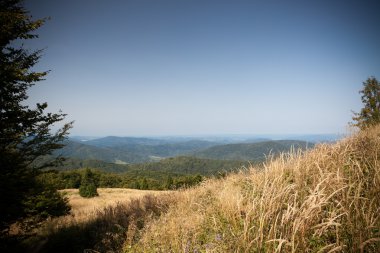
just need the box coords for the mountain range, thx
[192,140,313,161]
[54,135,319,165]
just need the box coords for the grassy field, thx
[25,188,172,253]
[60,188,166,222]
[25,126,380,252]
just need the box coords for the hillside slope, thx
[128,126,380,252]
[58,138,314,165]
[55,140,146,163]
[58,139,219,164]
[193,140,313,161]
[51,156,247,176]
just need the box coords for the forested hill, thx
[83,136,170,147]
[56,139,314,165]
[57,139,219,164]
[193,140,313,161]
[47,156,248,176]
[126,156,248,175]
[55,140,147,164]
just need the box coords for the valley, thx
[40,135,320,191]
[56,134,321,165]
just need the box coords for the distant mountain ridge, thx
[84,136,169,147]
[58,136,315,165]
[56,140,147,164]
[192,140,313,161]
[48,156,248,176]
[59,138,220,164]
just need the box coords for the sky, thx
[24,0,380,136]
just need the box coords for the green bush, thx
[79,169,98,198]
[23,185,71,219]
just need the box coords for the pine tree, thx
[165,175,174,190]
[352,77,380,129]
[140,177,149,190]
[79,169,99,198]
[0,0,72,231]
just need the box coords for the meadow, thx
[59,188,167,222]
[19,188,170,253]
[21,125,380,252]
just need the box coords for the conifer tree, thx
[0,0,72,230]
[79,169,99,198]
[165,175,174,190]
[352,77,380,129]
[141,177,149,190]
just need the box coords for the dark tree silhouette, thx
[0,0,73,231]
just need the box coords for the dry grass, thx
[128,126,380,252]
[28,189,174,253]
[59,188,166,223]
[23,126,380,252]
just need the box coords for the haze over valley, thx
[54,133,333,166]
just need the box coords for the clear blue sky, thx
[24,0,380,136]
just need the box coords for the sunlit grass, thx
[24,188,172,253]
[25,126,380,252]
[128,126,380,252]
[59,188,166,223]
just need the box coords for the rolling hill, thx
[55,140,146,163]
[192,140,314,161]
[83,136,168,147]
[49,156,248,176]
[59,138,220,164]
[55,138,314,165]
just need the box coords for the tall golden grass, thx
[59,188,166,223]
[29,191,174,253]
[128,126,380,252]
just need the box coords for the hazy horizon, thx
[24,0,380,136]
[69,133,342,141]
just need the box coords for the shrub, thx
[79,169,98,198]
[23,184,70,219]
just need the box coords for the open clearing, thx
[60,188,167,222]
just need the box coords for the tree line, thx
[38,168,205,191]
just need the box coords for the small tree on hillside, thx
[79,169,99,198]
[165,175,174,190]
[140,177,149,190]
[0,0,73,231]
[352,77,380,129]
